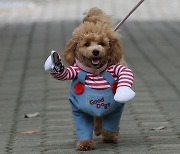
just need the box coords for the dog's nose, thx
[92,50,99,56]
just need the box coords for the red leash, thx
[114,0,145,31]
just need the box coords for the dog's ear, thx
[63,39,77,66]
[108,37,123,65]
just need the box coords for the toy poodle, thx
[44,7,135,151]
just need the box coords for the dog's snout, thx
[92,50,99,56]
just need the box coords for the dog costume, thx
[45,52,135,140]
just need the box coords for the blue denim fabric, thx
[69,70,125,140]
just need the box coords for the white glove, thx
[44,51,64,73]
[114,86,135,103]
[44,54,53,71]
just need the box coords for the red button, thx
[112,82,117,94]
[74,82,84,95]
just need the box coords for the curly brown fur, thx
[63,7,124,68]
[94,117,102,136]
[83,7,112,26]
[102,128,120,143]
[94,117,120,143]
[76,140,96,151]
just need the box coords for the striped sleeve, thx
[111,64,134,88]
[50,65,78,80]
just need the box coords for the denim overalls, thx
[69,70,124,140]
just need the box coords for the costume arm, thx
[113,64,134,88]
[44,51,77,81]
[50,66,77,80]
[112,64,135,103]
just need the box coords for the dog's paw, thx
[94,129,102,136]
[102,129,119,143]
[114,86,135,103]
[76,140,95,151]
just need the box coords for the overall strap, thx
[77,70,115,85]
[77,71,87,84]
[100,71,115,86]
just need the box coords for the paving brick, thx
[151,144,180,150]
[146,136,180,143]
[44,149,78,154]
[139,121,170,128]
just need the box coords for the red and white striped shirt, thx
[51,64,134,90]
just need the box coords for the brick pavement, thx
[0,0,180,153]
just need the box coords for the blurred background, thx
[0,0,180,153]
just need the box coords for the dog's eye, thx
[84,42,90,47]
[99,42,105,46]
